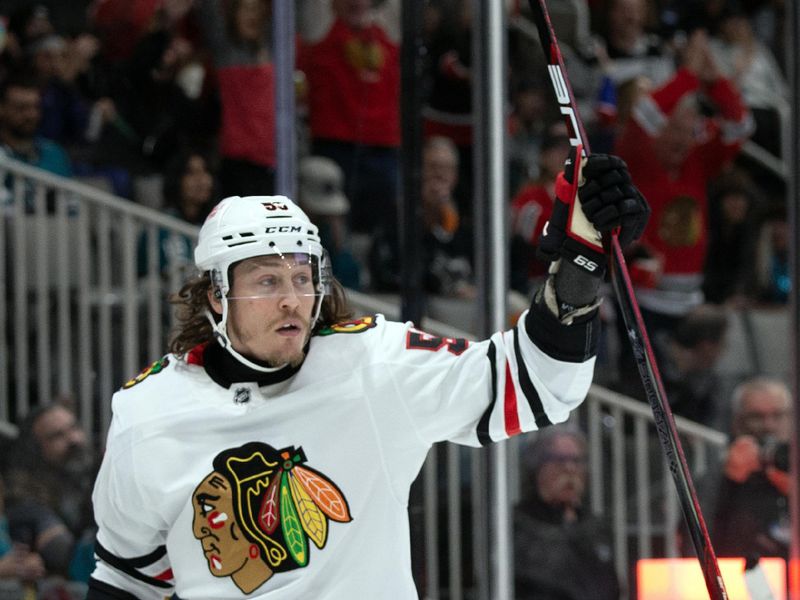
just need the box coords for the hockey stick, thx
[526,1,729,598]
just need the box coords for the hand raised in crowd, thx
[766,465,789,495]
[723,434,762,483]
[0,545,46,582]
[682,29,720,84]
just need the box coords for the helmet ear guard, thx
[211,270,225,300]
[318,249,333,296]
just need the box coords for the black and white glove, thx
[537,146,650,278]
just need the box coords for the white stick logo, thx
[547,65,585,153]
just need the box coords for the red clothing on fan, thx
[614,68,751,311]
[196,0,276,169]
[301,19,400,147]
[511,183,554,279]
[216,65,275,168]
[90,0,160,61]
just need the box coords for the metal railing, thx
[581,385,728,592]
[1,157,732,599]
[1,157,198,439]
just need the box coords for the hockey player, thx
[88,149,648,599]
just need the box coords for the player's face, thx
[192,473,250,576]
[213,255,317,368]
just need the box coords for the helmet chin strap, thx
[205,292,326,374]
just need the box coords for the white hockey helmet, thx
[194,195,332,371]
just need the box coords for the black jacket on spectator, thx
[514,494,620,600]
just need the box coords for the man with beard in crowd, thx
[710,377,792,561]
[4,402,97,579]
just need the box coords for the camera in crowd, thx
[759,436,790,472]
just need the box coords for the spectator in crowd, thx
[589,73,651,154]
[195,0,276,198]
[0,73,71,178]
[419,135,474,298]
[0,474,46,587]
[24,31,133,198]
[613,29,752,351]
[710,377,791,561]
[753,206,789,304]
[121,3,216,169]
[299,0,401,234]
[422,0,471,145]
[421,0,473,216]
[162,148,216,225]
[0,73,72,211]
[658,304,729,427]
[708,1,789,159]
[594,0,675,89]
[510,122,571,295]
[139,148,217,278]
[297,155,362,290]
[6,4,54,53]
[27,34,90,149]
[507,78,554,196]
[703,169,760,305]
[655,0,730,34]
[370,135,474,297]
[747,0,787,74]
[88,0,187,63]
[4,403,96,581]
[514,426,620,600]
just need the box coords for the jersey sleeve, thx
[89,410,175,600]
[377,299,597,447]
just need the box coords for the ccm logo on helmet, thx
[265,225,302,233]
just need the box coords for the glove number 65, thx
[574,255,599,272]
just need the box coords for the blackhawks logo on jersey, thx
[122,357,169,389]
[191,442,352,594]
[316,315,377,336]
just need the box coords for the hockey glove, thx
[538,146,650,277]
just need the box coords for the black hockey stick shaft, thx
[527,1,728,598]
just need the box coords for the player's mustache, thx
[265,311,310,330]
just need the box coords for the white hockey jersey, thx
[90,309,596,599]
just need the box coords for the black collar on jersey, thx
[203,341,304,388]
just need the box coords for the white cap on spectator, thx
[298,156,350,217]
